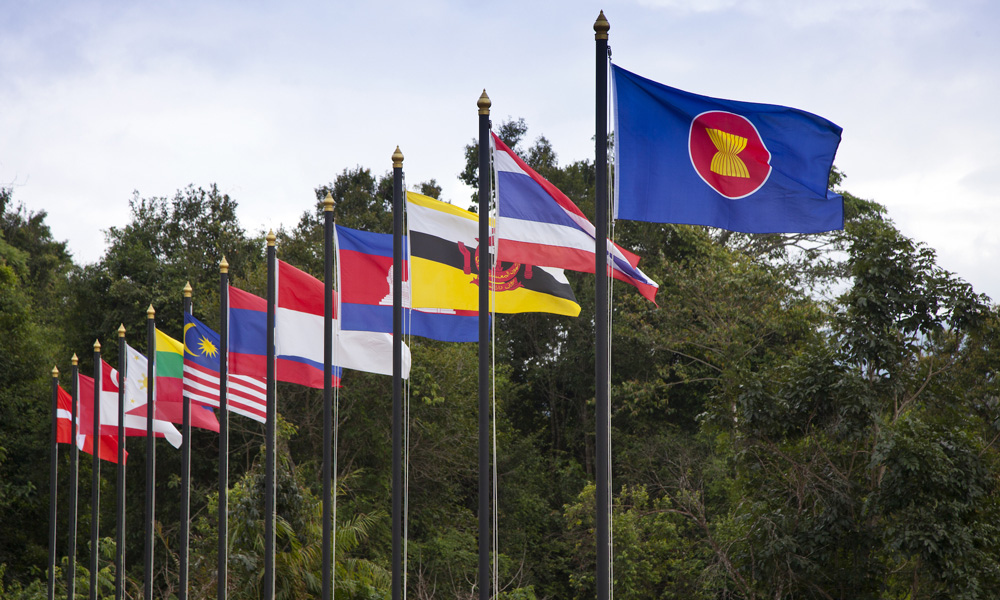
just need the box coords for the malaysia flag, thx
[336,225,478,343]
[184,312,269,423]
[491,132,659,303]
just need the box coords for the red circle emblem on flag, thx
[688,111,771,199]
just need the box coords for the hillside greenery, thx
[1,124,999,600]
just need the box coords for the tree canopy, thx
[1,123,999,600]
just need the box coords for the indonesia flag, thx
[183,312,268,423]
[491,132,659,303]
[276,259,410,381]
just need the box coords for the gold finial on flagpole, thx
[94,339,101,352]
[267,230,276,247]
[392,146,404,169]
[147,305,155,319]
[183,282,192,298]
[220,256,229,274]
[118,324,126,337]
[72,354,78,366]
[594,10,610,40]
[52,365,59,377]
[324,192,335,212]
[478,90,491,115]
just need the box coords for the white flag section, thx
[119,348,183,447]
[275,258,411,380]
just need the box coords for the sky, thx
[3,0,999,299]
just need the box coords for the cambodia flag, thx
[491,132,659,303]
[612,64,843,233]
[336,225,478,342]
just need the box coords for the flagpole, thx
[180,283,193,600]
[476,89,492,600]
[265,231,277,600]
[145,306,157,600]
[48,365,59,600]
[218,257,230,600]
[68,354,79,600]
[115,324,127,600]
[594,12,612,600]
[323,193,336,600]
[391,146,404,600]
[90,339,101,600]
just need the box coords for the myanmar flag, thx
[155,329,185,402]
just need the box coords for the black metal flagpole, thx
[218,257,230,600]
[145,306,157,600]
[180,283,193,600]
[90,339,101,600]
[68,354,79,600]
[115,324,126,600]
[594,11,612,600]
[48,365,59,600]
[265,231,277,600]
[477,89,492,600]
[391,146,404,600]
[323,193,336,600]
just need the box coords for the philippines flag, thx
[336,225,478,343]
[184,313,268,423]
[276,259,410,381]
[491,132,659,303]
[77,364,182,448]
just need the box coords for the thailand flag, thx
[491,132,659,303]
[336,225,478,343]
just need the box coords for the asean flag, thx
[612,64,843,233]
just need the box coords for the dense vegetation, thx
[2,122,999,599]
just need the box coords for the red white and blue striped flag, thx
[491,132,659,303]
[183,312,268,423]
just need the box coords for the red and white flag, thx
[56,383,125,464]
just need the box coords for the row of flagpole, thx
[42,12,759,600]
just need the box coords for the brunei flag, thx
[406,191,580,317]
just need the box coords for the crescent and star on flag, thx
[184,322,219,358]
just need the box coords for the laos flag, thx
[612,64,843,233]
[336,225,478,342]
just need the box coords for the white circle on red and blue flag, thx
[688,110,772,199]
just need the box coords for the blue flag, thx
[612,64,843,233]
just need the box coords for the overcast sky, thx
[3,0,998,300]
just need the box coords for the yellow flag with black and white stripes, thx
[406,192,580,316]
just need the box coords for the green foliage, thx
[6,125,1000,600]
